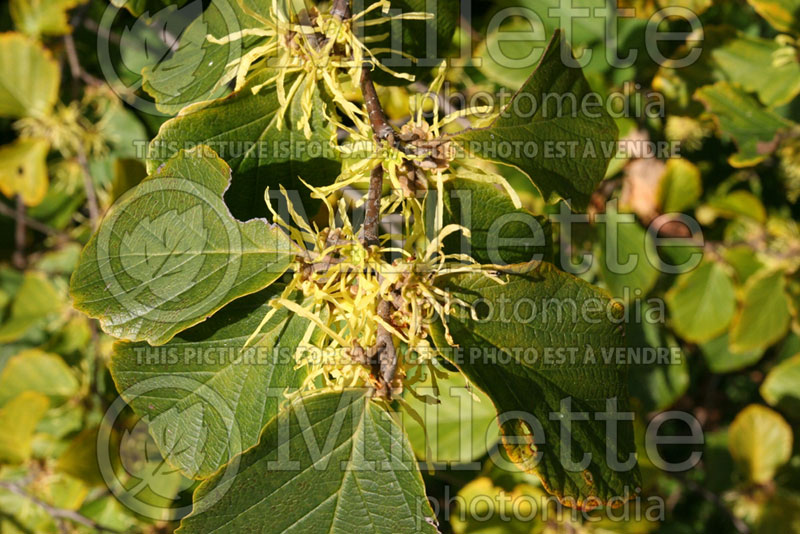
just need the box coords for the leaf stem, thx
[12,196,26,270]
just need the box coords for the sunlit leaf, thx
[0,33,60,118]
[70,146,294,345]
[176,390,439,534]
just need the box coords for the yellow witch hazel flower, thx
[209,0,432,137]
[240,63,521,404]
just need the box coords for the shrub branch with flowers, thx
[67,0,638,531]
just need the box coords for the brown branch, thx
[373,299,398,395]
[76,149,100,230]
[357,64,400,397]
[360,65,395,145]
[0,481,120,533]
[0,201,61,237]
[12,196,26,269]
[330,0,352,21]
[362,165,383,246]
[63,32,103,91]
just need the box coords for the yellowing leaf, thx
[729,404,792,484]
[0,392,50,464]
[0,33,60,118]
[761,353,800,415]
[10,0,87,37]
[0,349,79,407]
[0,137,50,206]
[746,0,800,32]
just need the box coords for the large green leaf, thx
[141,0,268,114]
[431,261,639,507]
[0,33,60,118]
[730,269,791,352]
[452,31,618,211]
[440,177,553,265]
[665,261,736,344]
[148,74,340,221]
[70,146,294,345]
[177,390,439,534]
[695,81,793,167]
[111,286,310,479]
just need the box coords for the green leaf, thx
[665,261,737,344]
[9,0,86,37]
[700,190,767,224]
[0,392,50,464]
[745,0,800,32]
[695,81,792,167]
[0,349,79,407]
[728,404,792,484]
[431,261,639,507]
[722,245,765,284]
[658,158,702,213]
[176,390,439,534]
[0,33,60,118]
[730,270,791,352]
[141,0,268,114]
[111,286,311,478]
[440,177,553,265]
[711,33,800,107]
[627,302,688,412]
[0,272,62,343]
[700,333,765,373]
[147,74,340,221]
[70,146,294,345]
[761,353,800,416]
[401,362,500,464]
[597,207,660,300]
[453,31,617,211]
